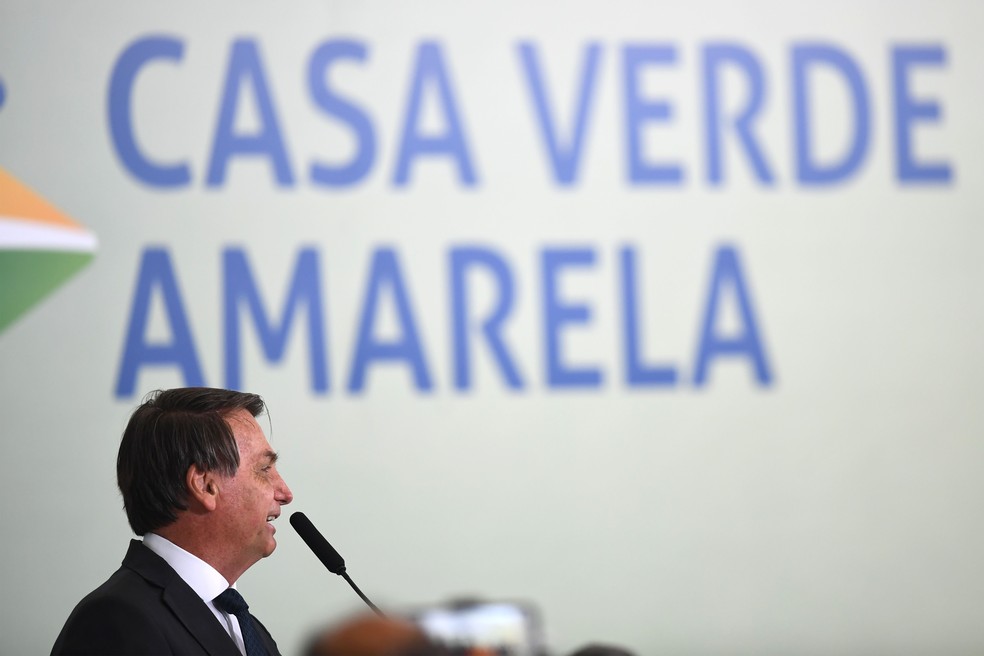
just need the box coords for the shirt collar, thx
[143,532,233,603]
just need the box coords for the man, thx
[52,387,294,656]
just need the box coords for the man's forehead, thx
[225,407,260,427]
[225,409,274,453]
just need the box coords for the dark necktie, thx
[213,588,270,656]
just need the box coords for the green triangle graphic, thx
[0,249,94,333]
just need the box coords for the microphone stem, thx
[341,572,385,617]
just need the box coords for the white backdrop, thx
[2,2,984,654]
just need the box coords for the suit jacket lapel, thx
[123,540,242,656]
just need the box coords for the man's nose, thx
[276,476,293,505]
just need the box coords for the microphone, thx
[289,511,385,617]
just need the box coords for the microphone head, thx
[290,511,347,575]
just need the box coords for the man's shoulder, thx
[52,583,171,651]
[50,540,231,656]
[51,542,174,655]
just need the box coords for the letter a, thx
[693,246,773,386]
[115,248,204,397]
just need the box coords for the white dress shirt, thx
[143,533,247,656]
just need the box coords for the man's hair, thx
[117,387,266,536]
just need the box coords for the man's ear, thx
[186,464,219,512]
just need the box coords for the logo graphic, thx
[0,168,97,333]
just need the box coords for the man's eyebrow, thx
[263,450,279,464]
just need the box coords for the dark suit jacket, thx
[52,540,281,655]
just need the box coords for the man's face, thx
[216,409,293,575]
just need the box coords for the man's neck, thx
[153,522,247,584]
